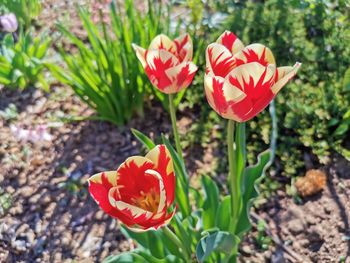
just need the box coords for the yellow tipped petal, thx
[216,30,245,55]
[88,171,118,186]
[149,34,176,53]
[271,62,301,94]
[132,43,147,68]
[233,43,276,66]
[174,33,193,61]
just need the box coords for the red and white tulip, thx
[88,145,176,232]
[205,30,301,122]
[132,34,198,94]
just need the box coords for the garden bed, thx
[1,85,349,262]
[1,0,350,262]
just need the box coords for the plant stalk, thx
[168,94,183,160]
[227,119,239,259]
[163,226,190,261]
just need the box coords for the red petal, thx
[88,172,134,225]
[145,50,179,92]
[206,43,236,78]
[146,145,175,206]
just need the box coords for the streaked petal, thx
[216,30,244,55]
[149,34,176,53]
[145,145,175,205]
[225,62,276,99]
[132,43,147,68]
[164,61,198,93]
[206,43,236,78]
[144,169,166,214]
[116,156,157,203]
[271,62,301,94]
[126,209,176,232]
[174,33,193,62]
[88,170,118,186]
[225,62,276,121]
[145,49,179,91]
[204,75,246,121]
[112,199,153,220]
[233,44,276,67]
[88,171,134,224]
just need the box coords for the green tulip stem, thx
[163,226,190,261]
[227,119,239,233]
[168,94,183,160]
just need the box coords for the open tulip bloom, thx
[88,145,176,232]
[205,30,301,122]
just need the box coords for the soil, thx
[240,158,350,263]
[1,1,350,263]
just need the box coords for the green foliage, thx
[201,175,219,229]
[0,0,41,29]
[236,150,271,237]
[219,0,350,173]
[50,1,177,125]
[0,103,18,121]
[103,249,183,263]
[196,231,238,262]
[0,32,50,90]
[0,187,12,217]
[254,219,272,250]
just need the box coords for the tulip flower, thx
[88,145,176,232]
[132,34,198,94]
[204,30,301,122]
[0,13,18,33]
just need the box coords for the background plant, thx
[0,0,41,30]
[49,0,192,125]
[0,31,51,90]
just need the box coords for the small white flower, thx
[0,13,18,33]
[10,124,52,143]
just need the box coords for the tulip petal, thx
[204,75,246,121]
[127,209,176,232]
[149,34,176,54]
[174,33,193,62]
[225,62,276,121]
[163,61,198,93]
[216,30,244,55]
[145,49,180,91]
[132,43,147,68]
[145,145,175,205]
[271,62,301,94]
[226,62,276,99]
[206,43,236,78]
[144,169,167,214]
[88,171,135,224]
[233,43,276,67]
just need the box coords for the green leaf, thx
[215,196,231,231]
[103,249,183,263]
[236,150,271,237]
[173,215,192,255]
[201,176,219,229]
[343,67,350,92]
[131,128,156,150]
[334,122,350,136]
[196,231,238,262]
[162,135,190,218]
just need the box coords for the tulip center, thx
[132,188,160,213]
